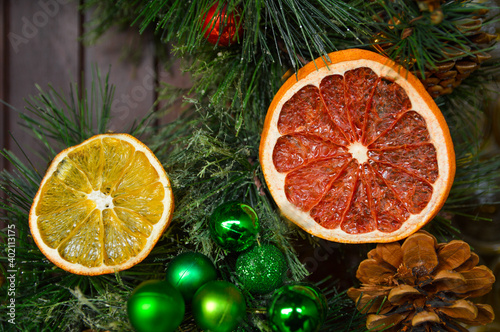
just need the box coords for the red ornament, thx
[202,2,242,46]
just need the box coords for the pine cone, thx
[416,14,497,98]
[348,231,496,331]
[373,1,497,98]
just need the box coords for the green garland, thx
[0,70,367,331]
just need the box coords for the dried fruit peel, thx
[260,49,455,243]
[29,133,174,275]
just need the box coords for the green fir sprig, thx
[0,71,164,331]
[132,0,369,66]
[425,61,500,241]
[0,70,367,331]
[367,0,499,76]
[150,97,310,281]
[84,0,373,122]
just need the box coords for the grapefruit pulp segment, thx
[363,163,409,233]
[310,160,359,229]
[285,156,352,211]
[344,67,379,140]
[368,144,438,182]
[273,133,348,173]
[278,85,350,145]
[341,166,376,234]
[363,77,412,145]
[319,74,354,142]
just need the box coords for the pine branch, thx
[13,67,154,162]
[367,0,499,76]
[133,0,369,64]
[321,289,370,332]
[150,98,311,280]
[0,69,157,331]
[443,62,500,206]
[0,78,368,331]
[84,0,373,123]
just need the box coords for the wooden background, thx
[0,0,191,174]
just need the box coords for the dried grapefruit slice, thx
[29,133,174,275]
[260,49,455,243]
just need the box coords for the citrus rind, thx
[29,133,174,275]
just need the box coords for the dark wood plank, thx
[0,0,7,173]
[157,57,192,125]
[83,15,156,134]
[6,0,81,174]
[0,1,8,211]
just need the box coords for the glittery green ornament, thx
[236,244,287,294]
[192,280,247,332]
[165,252,217,302]
[127,280,185,332]
[267,284,328,332]
[209,201,259,252]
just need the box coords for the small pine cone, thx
[417,13,497,98]
[373,1,497,98]
[348,231,496,331]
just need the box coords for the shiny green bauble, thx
[127,280,185,332]
[236,244,287,294]
[165,252,218,302]
[209,201,260,252]
[192,280,247,332]
[267,284,328,332]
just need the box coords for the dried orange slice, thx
[29,133,174,275]
[260,49,455,243]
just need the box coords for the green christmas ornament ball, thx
[165,252,217,302]
[127,279,185,332]
[192,280,247,332]
[268,284,328,332]
[209,201,260,252]
[236,243,287,294]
